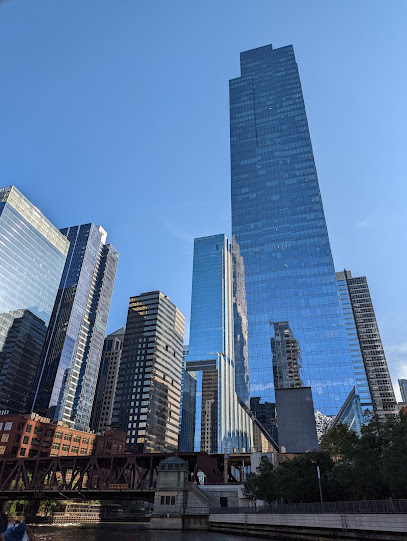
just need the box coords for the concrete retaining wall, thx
[209,513,407,540]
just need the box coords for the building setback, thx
[336,270,398,420]
[111,292,185,453]
[230,44,357,430]
[30,223,119,432]
[90,328,125,433]
[0,413,125,458]
[180,235,253,454]
[0,186,69,414]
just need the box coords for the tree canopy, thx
[244,416,407,504]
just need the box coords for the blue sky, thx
[1,1,406,398]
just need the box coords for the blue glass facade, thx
[0,186,69,413]
[182,235,253,453]
[31,223,118,431]
[230,45,356,420]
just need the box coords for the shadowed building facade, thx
[0,186,69,414]
[90,328,125,433]
[111,291,185,453]
[336,270,398,421]
[31,223,118,431]
[230,44,357,431]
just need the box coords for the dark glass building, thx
[31,224,118,431]
[0,186,69,414]
[336,270,398,420]
[230,45,356,424]
[111,291,185,453]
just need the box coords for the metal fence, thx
[208,499,407,515]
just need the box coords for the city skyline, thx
[1,2,406,400]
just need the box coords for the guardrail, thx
[209,499,407,515]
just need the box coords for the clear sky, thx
[1,1,406,399]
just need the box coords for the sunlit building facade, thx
[0,186,69,414]
[31,223,118,432]
[230,44,356,426]
[112,291,185,453]
[181,235,253,453]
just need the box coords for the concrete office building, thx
[90,328,125,433]
[111,292,185,453]
[336,270,398,420]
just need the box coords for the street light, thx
[316,465,323,504]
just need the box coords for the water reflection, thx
[32,524,252,541]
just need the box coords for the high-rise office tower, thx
[336,271,373,418]
[111,292,185,453]
[337,270,398,420]
[180,235,253,454]
[31,223,118,431]
[90,328,125,433]
[0,186,69,414]
[230,45,356,428]
[399,379,407,403]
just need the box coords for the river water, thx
[31,524,253,541]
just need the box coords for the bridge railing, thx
[209,499,407,515]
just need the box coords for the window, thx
[45,429,53,438]
[25,425,32,433]
[171,496,175,505]
[64,433,72,441]
[28,449,37,457]
[31,438,40,447]
[14,434,21,444]
[82,437,89,445]
[23,436,29,445]
[41,441,51,448]
[80,448,87,455]
[71,445,79,454]
[52,442,60,450]
[34,427,43,435]
[17,423,23,431]
[1,434,9,443]
[160,496,165,505]
[19,448,26,456]
[165,496,170,505]
[0,423,3,430]
[0,446,6,455]
[11,446,18,457]
[62,444,69,452]
[54,432,62,440]
[73,435,81,443]
[5,422,13,431]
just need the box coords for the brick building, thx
[0,413,126,458]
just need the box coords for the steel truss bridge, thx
[0,452,227,503]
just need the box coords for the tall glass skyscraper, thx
[230,45,356,424]
[181,235,253,453]
[31,223,118,431]
[0,186,69,414]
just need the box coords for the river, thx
[31,524,253,541]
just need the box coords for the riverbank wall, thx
[208,512,407,540]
